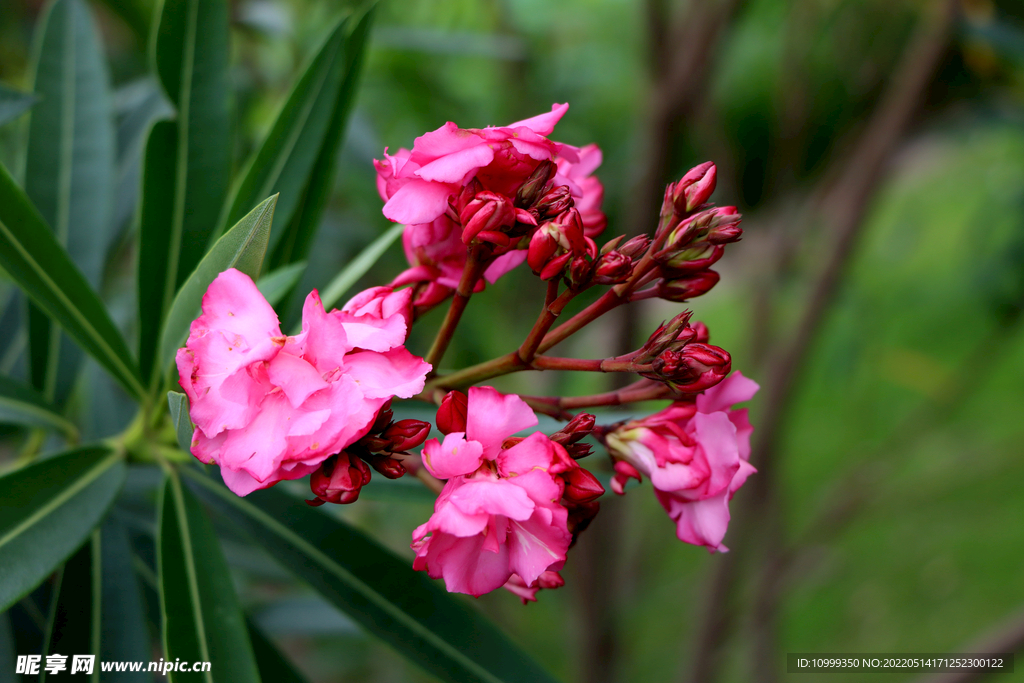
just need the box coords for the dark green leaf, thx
[168,391,193,453]
[185,471,559,683]
[99,518,151,681]
[41,532,99,682]
[270,7,375,268]
[256,262,306,308]
[0,83,36,126]
[246,618,310,683]
[95,0,152,42]
[0,163,145,400]
[24,0,116,405]
[150,0,231,290]
[113,78,173,237]
[221,15,352,247]
[0,373,78,438]
[157,471,260,683]
[320,222,403,311]
[0,446,125,612]
[156,195,277,383]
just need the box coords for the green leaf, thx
[150,0,231,290]
[0,446,126,613]
[24,0,116,404]
[185,471,559,683]
[41,531,99,683]
[0,163,145,400]
[99,518,154,681]
[256,262,306,308]
[0,373,78,438]
[246,618,310,683]
[221,14,352,247]
[155,195,277,384]
[270,7,376,269]
[0,83,36,126]
[320,223,404,311]
[168,391,194,453]
[157,471,261,683]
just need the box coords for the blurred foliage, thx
[2,0,1024,681]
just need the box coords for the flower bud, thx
[459,191,516,245]
[367,454,407,479]
[567,501,600,545]
[307,452,372,506]
[534,185,573,220]
[568,255,594,288]
[650,342,731,392]
[593,251,633,284]
[619,234,652,259]
[671,162,717,215]
[562,466,605,505]
[371,401,394,433]
[527,227,559,275]
[436,390,468,434]
[550,413,596,445]
[599,235,625,255]
[656,270,720,301]
[640,311,694,359]
[706,206,742,244]
[691,321,709,343]
[383,419,431,452]
[515,160,556,208]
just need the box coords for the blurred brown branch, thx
[685,1,960,681]
[911,607,1024,683]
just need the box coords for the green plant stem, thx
[424,248,487,369]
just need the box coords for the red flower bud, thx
[460,191,516,245]
[550,412,596,445]
[367,454,407,479]
[567,501,600,546]
[371,401,394,433]
[534,185,573,220]
[568,255,594,287]
[515,160,556,208]
[649,342,731,392]
[656,270,720,301]
[691,321,710,343]
[383,419,431,452]
[527,227,559,275]
[640,311,694,359]
[593,251,632,284]
[619,234,652,259]
[671,162,717,214]
[307,452,372,506]
[436,390,468,434]
[562,466,605,505]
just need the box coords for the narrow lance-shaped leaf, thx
[0,446,125,613]
[256,261,306,308]
[156,195,277,385]
[41,531,100,682]
[270,6,376,269]
[168,391,194,453]
[220,14,352,247]
[0,83,36,126]
[99,518,153,681]
[185,471,560,683]
[0,163,145,400]
[151,0,231,288]
[0,373,78,439]
[246,618,310,683]
[157,471,261,683]
[25,0,116,405]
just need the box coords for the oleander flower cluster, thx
[178,103,758,601]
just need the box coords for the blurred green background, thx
[2,0,1024,681]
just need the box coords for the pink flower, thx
[375,104,579,226]
[606,372,759,552]
[176,269,431,496]
[412,432,572,596]
[377,104,605,297]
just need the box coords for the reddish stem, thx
[424,249,488,369]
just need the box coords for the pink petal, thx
[496,432,555,478]
[689,412,740,497]
[409,122,483,162]
[657,489,732,552]
[342,348,430,399]
[697,371,759,414]
[421,433,484,480]
[466,386,538,459]
[483,250,528,284]
[507,505,570,585]
[266,352,329,408]
[505,103,569,136]
[448,479,535,521]
[422,532,512,596]
[414,143,494,183]
[383,179,458,225]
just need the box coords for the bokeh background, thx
[2,0,1024,681]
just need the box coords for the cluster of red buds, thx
[307,401,431,506]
